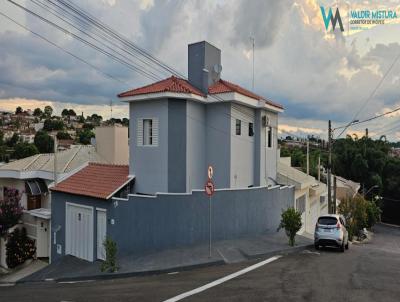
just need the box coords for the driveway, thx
[0,223,399,302]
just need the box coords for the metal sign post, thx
[205,165,215,258]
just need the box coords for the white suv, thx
[314,214,349,252]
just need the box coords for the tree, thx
[13,142,39,159]
[15,106,23,114]
[277,207,302,246]
[68,109,76,116]
[77,115,85,123]
[338,195,368,240]
[0,130,4,145]
[56,131,72,140]
[82,123,94,130]
[44,105,53,118]
[6,133,20,148]
[61,109,69,117]
[43,119,64,131]
[34,130,54,153]
[122,118,129,127]
[33,108,43,117]
[79,129,95,145]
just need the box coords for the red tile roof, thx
[51,163,131,199]
[208,79,284,109]
[118,76,283,110]
[118,76,204,98]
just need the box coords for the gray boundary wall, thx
[51,185,294,261]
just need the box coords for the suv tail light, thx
[336,222,341,230]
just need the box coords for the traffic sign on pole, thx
[207,165,214,180]
[205,179,215,197]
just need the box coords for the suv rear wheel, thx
[340,242,345,252]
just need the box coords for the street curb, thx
[11,244,314,285]
[14,259,226,284]
[241,244,314,260]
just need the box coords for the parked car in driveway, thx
[314,214,349,252]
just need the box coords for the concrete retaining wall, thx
[51,185,294,262]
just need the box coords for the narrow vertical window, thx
[267,126,272,148]
[249,122,254,137]
[143,119,153,145]
[235,119,241,135]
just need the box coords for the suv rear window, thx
[318,217,338,225]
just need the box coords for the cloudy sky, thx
[1,0,400,140]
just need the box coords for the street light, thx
[364,185,379,197]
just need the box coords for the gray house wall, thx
[186,100,206,191]
[129,99,169,194]
[205,102,231,189]
[265,111,278,185]
[230,104,255,188]
[168,99,187,193]
[51,185,295,262]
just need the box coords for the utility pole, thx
[306,140,309,175]
[318,155,321,182]
[110,99,113,120]
[250,36,255,91]
[328,120,332,214]
[53,135,58,186]
[333,176,337,214]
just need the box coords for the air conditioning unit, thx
[262,116,269,127]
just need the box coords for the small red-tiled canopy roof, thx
[51,163,131,199]
[118,76,204,98]
[208,79,284,110]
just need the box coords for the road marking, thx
[0,283,15,287]
[58,280,94,284]
[162,255,281,302]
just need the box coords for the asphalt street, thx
[1,223,399,302]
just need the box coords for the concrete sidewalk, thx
[20,231,313,283]
[0,260,48,284]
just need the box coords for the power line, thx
[336,50,400,138]
[30,0,170,79]
[334,105,400,131]
[7,0,162,81]
[0,11,127,85]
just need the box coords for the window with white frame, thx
[248,122,254,137]
[267,126,273,148]
[235,119,241,135]
[143,119,153,145]
[296,194,306,214]
[137,118,158,147]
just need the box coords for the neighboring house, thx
[118,41,284,195]
[0,126,127,266]
[93,125,129,165]
[50,163,133,262]
[49,41,295,263]
[277,157,328,234]
[332,175,361,200]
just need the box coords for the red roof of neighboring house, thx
[208,79,284,109]
[118,76,204,98]
[51,163,131,199]
[118,76,283,110]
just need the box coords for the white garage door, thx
[66,203,94,262]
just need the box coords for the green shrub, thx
[338,195,371,240]
[277,207,302,246]
[6,227,36,268]
[100,237,118,273]
[366,200,382,228]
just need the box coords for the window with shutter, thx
[137,118,143,146]
[138,118,159,147]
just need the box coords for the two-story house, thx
[49,41,294,263]
[118,41,284,195]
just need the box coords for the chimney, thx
[188,41,222,94]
